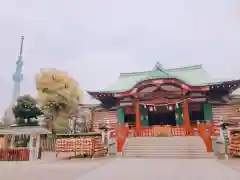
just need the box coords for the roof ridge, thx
[167,64,203,72]
[120,71,149,77]
[120,64,203,77]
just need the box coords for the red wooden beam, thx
[120,96,207,105]
[136,90,183,98]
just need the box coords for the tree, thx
[69,106,90,133]
[35,68,82,133]
[12,94,43,126]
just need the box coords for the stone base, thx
[116,152,123,156]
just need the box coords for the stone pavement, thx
[218,158,240,172]
[0,158,111,180]
[77,158,240,180]
[0,158,240,180]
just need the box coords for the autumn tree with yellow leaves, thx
[35,69,82,133]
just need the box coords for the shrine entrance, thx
[148,105,176,126]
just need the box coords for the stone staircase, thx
[123,136,215,158]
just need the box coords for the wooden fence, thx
[0,148,29,161]
[40,137,56,152]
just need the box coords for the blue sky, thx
[0,0,239,114]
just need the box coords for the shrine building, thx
[87,63,240,134]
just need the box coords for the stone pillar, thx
[10,135,15,148]
[28,135,34,160]
[35,134,40,159]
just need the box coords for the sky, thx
[0,0,239,115]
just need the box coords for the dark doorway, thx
[189,104,205,124]
[148,106,176,126]
[124,114,136,126]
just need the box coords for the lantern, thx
[153,106,156,111]
[175,114,178,119]
[149,106,153,112]
[168,105,173,111]
[176,103,179,108]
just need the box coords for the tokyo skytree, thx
[3,36,24,125]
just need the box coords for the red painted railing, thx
[132,126,188,137]
[133,127,154,137]
[115,124,214,153]
[197,124,213,152]
[116,126,129,152]
[0,148,29,161]
[171,126,187,136]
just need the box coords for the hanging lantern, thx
[144,104,147,108]
[168,105,173,111]
[176,103,179,108]
[149,106,153,112]
[153,106,156,111]
[175,114,179,119]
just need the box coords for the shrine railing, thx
[0,148,29,161]
[197,123,213,152]
[116,126,130,153]
[133,127,154,137]
[133,126,188,137]
[115,123,214,153]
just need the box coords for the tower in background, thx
[12,36,24,102]
[2,36,24,125]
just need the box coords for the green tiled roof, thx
[96,63,225,93]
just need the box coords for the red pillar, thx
[183,99,191,134]
[135,100,141,130]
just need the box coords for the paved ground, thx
[219,158,240,172]
[0,157,240,180]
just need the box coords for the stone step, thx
[128,140,204,143]
[124,152,214,156]
[123,136,214,159]
[128,139,203,142]
[126,145,205,149]
[128,137,202,140]
[123,153,215,159]
[125,149,206,153]
[127,142,204,145]
[126,143,204,147]
[127,141,203,143]
[126,145,204,148]
[123,150,214,154]
[126,145,206,149]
